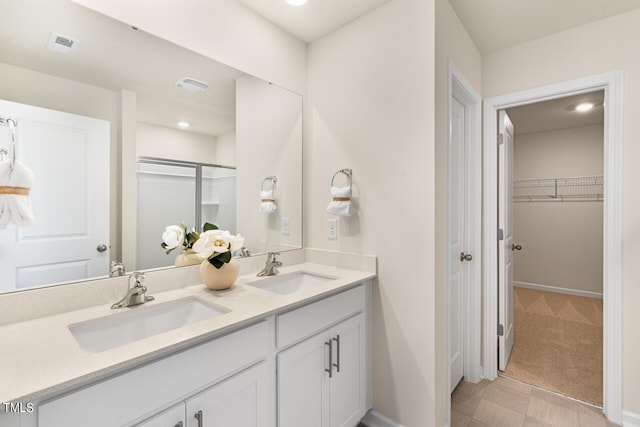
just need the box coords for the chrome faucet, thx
[234,247,251,258]
[109,261,126,277]
[257,252,282,277]
[111,272,154,309]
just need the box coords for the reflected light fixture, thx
[575,102,594,112]
[286,0,307,5]
[177,121,190,128]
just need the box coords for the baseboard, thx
[514,281,603,299]
[361,410,405,427]
[623,410,640,426]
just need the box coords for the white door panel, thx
[498,110,515,371]
[449,97,466,391]
[0,99,110,291]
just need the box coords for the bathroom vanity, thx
[0,251,375,427]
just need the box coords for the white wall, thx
[307,0,437,424]
[216,131,236,167]
[482,8,640,415]
[236,75,302,254]
[513,124,603,294]
[0,62,121,262]
[70,0,307,94]
[136,122,218,164]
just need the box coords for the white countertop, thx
[0,261,375,403]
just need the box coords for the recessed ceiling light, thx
[575,102,594,112]
[286,0,307,5]
[177,121,190,128]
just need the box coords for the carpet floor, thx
[502,287,603,406]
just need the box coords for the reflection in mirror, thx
[0,0,302,294]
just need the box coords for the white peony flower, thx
[193,229,245,258]
[162,225,184,250]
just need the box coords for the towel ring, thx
[331,168,352,187]
[0,116,17,171]
[261,176,277,191]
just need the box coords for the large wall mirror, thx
[0,0,303,294]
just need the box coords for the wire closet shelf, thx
[513,175,604,202]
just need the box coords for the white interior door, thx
[498,110,515,371]
[0,99,110,291]
[448,97,467,392]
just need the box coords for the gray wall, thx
[513,124,603,294]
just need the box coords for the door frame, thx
[446,60,483,404]
[481,72,623,423]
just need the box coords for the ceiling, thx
[506,91,604,136]
[235,0,391,43]
[0,0,243,136]
[448,0,640,53]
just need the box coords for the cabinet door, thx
[185,362,270,427]
[136,404,185,427]
[278,331,331,427]
[329,314,366,427]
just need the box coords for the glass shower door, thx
[136,161,197,270]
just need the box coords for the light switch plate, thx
[281,217,290,236]
[327,219,338,240]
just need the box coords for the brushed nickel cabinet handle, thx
[325,340,333,378]
[333,335,341,373]
[194,410,203,427]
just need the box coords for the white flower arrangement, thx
[161,222,244,269]
[193,224,245,269]
[161,222,199,254]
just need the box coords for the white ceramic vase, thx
[199,258,240,290]
[174,248,203,267]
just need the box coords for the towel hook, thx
[331,168,352,187]
[0,116,18,172]
[261,175,277,191]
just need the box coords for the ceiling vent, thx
[175,77,211,92]
[47,32,80,56]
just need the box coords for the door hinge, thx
[497,228,504,241]
[498,324,504,336]
[498,133,504,145]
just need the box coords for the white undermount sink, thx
[68,297,229,353]
[247,271,336,295]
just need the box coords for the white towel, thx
[0,159,35,229]
[326,185,356,217]
[259,189,277,214]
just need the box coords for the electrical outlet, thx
[327,219,338,240]
[281,217,290,236]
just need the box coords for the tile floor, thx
[452,377,619,427]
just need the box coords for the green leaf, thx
[217,251,232,264]
[209,256,225,269]
[203,222,218,232]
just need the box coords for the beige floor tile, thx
[452,410,471,427]
[452,381,488,418]
[473,398,526,427]
[497,376,533,395]
[578,404,607,427]
[484,378,531,414]
[524,416,555,427]
[468,420,493,427]
[531,387,582,413]
[527,395,580,427]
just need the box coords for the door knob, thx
[512,244,523,251]
[96,244,108,253]
[460,252,473,262]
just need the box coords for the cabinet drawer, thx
[277,285,365,349]
[39,321,268,427]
